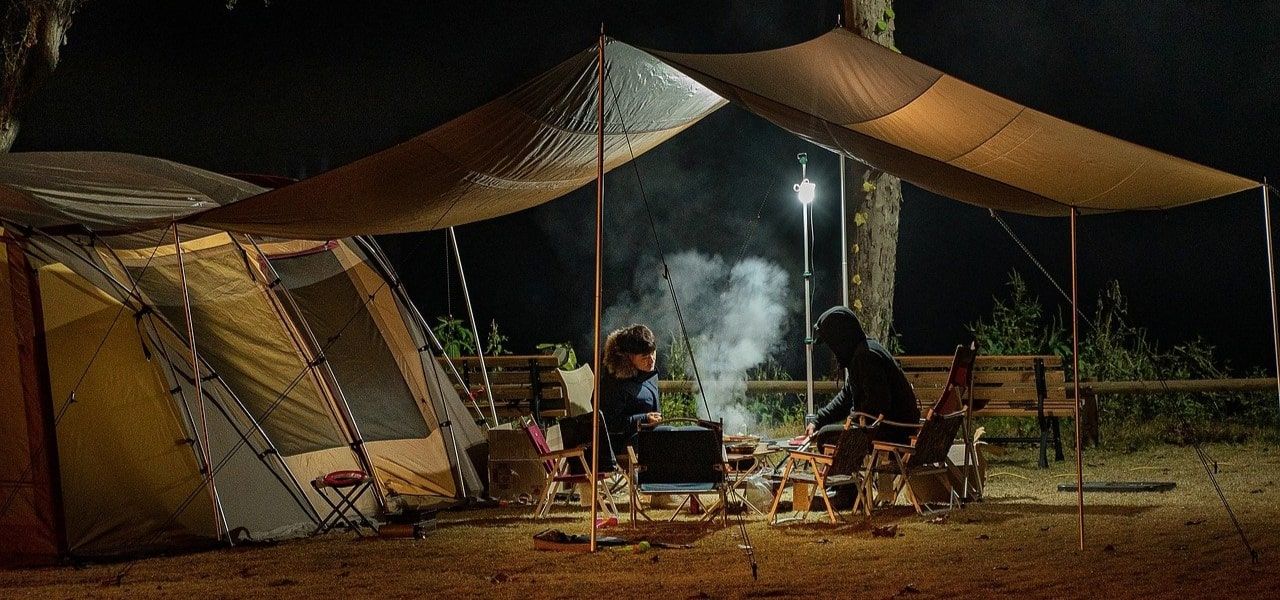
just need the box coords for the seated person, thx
[803,306,920,445]
[601,324,662,448]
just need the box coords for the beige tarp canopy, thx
[649,29,1257,215]
[184,32,1254,240]
[189,41,726,239]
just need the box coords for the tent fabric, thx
[649,28,1257,215]
[0,237,62,565]
[0,152,263,231]
[188,40,726,238]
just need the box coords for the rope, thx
[606,64,757,579]
[605,74,712,421]
[988,209,1093,328]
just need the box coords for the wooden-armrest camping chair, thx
[867,409,967,515]
[628,418,729,526]
[766,412,882,524]
[522,417,618,519]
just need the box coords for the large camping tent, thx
[0,153,485,565]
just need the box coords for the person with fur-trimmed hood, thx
[601,324,662,445]
[804,306,920,444]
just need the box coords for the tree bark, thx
[842,0,902,344]
[1,1,77,152]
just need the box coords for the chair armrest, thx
[787,450,833,463]
[541,448,586,460]
[873,441,915,453]
[878,418,924,429]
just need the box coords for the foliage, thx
[535,342,578,370]
[431,315,510,358]
[968,272,1276,445]
[661,336,813,429]
[967,271,1070,357]
[660,336,700,420]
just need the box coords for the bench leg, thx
[1052,417,1065,461]
[1037,417,1050,469]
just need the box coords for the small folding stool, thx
[311,470,377,536]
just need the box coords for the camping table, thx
[704,445,783,518]
[311,470,378,536]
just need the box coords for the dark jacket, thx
[812,307,920,444]
[601,369,660,439]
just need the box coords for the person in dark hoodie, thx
[601,324,662,448]
[803,306,920,445]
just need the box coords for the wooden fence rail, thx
[658,377,1278,396]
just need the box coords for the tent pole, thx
[1263,181,1280,409]
[173,223,225,543]
[351,236,476,498]
[352,235,490,428]
[447,227,499,428]
[1070,208,1084,551]
[839,154,849,308]
[589,26,605,554]
[242,236,388,513]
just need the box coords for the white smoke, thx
[604,251,792,433]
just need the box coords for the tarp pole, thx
[589,26,605,554]
[839,154,849,308]
[447,227,499,428]
[173,223,225,543]
[1070,208,1084,551]
[1263,181,1280,409]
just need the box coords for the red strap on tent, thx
[320,470,368,488]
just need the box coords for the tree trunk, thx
[842,0,901,344]
[1,1,77,152]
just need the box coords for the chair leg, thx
[815,471,836,524]
[721,490,728,526]
[767,458,795,525]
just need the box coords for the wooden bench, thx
[898,354,1098,468]
[435,355,567,422]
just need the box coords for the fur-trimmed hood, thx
[603,325,655,379]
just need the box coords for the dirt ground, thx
[4,444,1279,599]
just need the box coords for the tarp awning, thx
[187,40,726,238]
[649,29,1257,216]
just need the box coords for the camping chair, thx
[867,409,968,515]
[522,417,619,519]
[627,418,729,526]
[939,342,980,499]
[766,412,881,524]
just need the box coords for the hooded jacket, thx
[812,306,920,443]
[600,329,660,439]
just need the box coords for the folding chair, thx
[311,470,378,536]
[767,412,881,524]
[628,418,728,526]
[867,409,967,514]
[523,417,619,519]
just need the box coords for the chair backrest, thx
[824,426,876,477]
[521,419,556,475]
[907,410,965,468]
[929,342,977,417]
[635,423,725,486]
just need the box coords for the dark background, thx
[15,1,1280,374]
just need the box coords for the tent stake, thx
[173,223,225,543]
[448,227,499,427]
[1264,181,1280,410]
[1070,208,1084,551]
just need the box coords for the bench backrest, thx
[898,355,1068,415]
[436,354,568,418]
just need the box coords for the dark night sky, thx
[14,1,1280,374]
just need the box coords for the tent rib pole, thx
[839,153,849,308]
[1070,208,1084,551]
[447,227,499,427]
[351,236,472,498]
[173,223,226,543]
[352,236,489,428]
[589,26,605,554]
[1263,181,1280,409]
[242,236,388,513]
